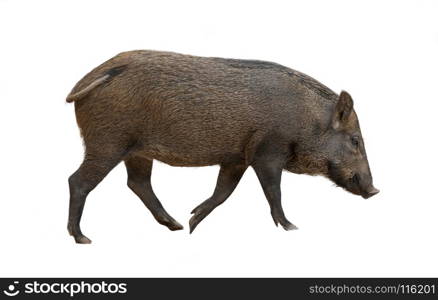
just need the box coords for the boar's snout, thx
[362,186,380,199]
[351,172,379,199]
[327,164,379,199]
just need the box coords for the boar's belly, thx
[133,143,242,167]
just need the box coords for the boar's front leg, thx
[253,158,298,231]
[125,155,183,231]
[189,163,246,233]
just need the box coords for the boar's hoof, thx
[189,208,210,234]
[74,235,92,244]
[281,222,298,231]
[68,226,92,244]
[156,214,184,231]
[273,217,298,231]
[166,221,184,231]
[189,214,202,234]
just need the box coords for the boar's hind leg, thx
[253,160,298,231]
[189,163,246,233]
[125,155,183,231]
[68,152,124,244]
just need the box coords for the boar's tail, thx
[66,64,128,103]
[66,75,110,103]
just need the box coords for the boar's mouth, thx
[345,173,379,199]
[349,174,365,197]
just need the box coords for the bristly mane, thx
[212,57,338,101]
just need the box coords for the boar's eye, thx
[351,136,359,148]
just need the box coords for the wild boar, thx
[66,50,379,243]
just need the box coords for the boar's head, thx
[285,91,379,199]
[324,91,379,199]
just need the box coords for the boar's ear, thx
[332,90,354,129]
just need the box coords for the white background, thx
[0,0,437,277]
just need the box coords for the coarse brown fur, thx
[66,50,378,243]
